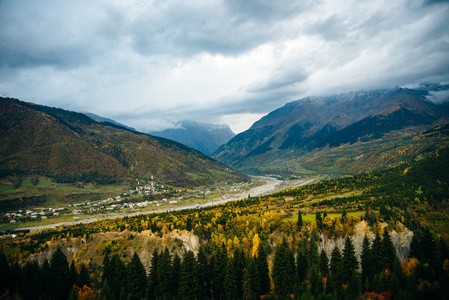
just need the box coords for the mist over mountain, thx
[213,84,449,175]
[150,121,235,156]
[83,112,138,132]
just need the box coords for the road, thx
[27,176,315,232]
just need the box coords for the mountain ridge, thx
[213,85,449,175]
[0,97,247,187]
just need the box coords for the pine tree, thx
[342,236,358,284]
[179,250,199,300]
[212,243,227,300]
[381,229,398,271]
[110,254,127,299]
[408,230,421,260]
[49,247,72,300]
[361,235,372,285]
[224,257,238,300]
[257,244,270,295]
[296,239,309,284]
[69,260,78,289]
[128,253,147,300]
[319,249,329,277]
[242,268,252,300]
[233,249,246,298]
[316,212,323,230]
[156,247,172,298]
[172,252,181,297]
[272,239,295,297]
[147,249,159,300]
[308,241,320,270]
[21,260,41,300]
[196,246,210,298]
[329,246,342,292]
[297,210,303,229]
[77,263,91,288]
[247,256,261,297]
[371,232,383,275]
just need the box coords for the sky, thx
[1,0,448,133]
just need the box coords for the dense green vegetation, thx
[0,147,448,299]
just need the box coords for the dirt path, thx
[27,176,315,232]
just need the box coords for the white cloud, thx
[0,0,448,134]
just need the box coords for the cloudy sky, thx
[1,0,448,133]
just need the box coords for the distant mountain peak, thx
[150,120,235,156]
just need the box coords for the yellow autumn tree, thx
[251,233,261,257]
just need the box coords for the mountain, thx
[0,97,247,187]
[83,112,138,132]
[213,85,449,175]
[150,120,235,156]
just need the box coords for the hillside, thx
[0,97,247,187]
[1,147,449,299]
[213,85,449,175]
[150,120,235,156]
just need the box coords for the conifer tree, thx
[49,247,72,300]
[247,256,261,297]
[242,268,252,300]
[308,241,320,270]
[297,210,303,229]
[69,260,78,289]
[361,235,372,285]
[77,263,91,288]
[342,236,358,284]
[127,252,147,300]
[224,257,238,300]
[156,247,172,297]
[381,229,398,271]
[212,243,227,299]
[21,260,41,300]
[371,232,383,275]
[196,246,210,298]
[272,239,295,297]
[329,246,343,292]
[319,249,329,277]
[233,249,246,298]
[110,254,127,299]
[179,250,199,300]
[408,230,421,260]
[316,212,323,230]
[256,244,270,295]
[147,249,159,300]
[172,252,181,297]
[296,239,309,283]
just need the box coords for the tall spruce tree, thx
[127,253,147,300]
[361,235,372,285]
[147,249,159,300]
[319,249,329,277]
[179,250,199,300]
[297,210,303,229]
[381,229,398,271]
[272,239,295,297]
[156,247,172,298]
[77,263,91,288]
[171,252,181,297]
[49,247,72,300]
[329,246,343,292]
[296,239,309,284]
[342,236,358,284]
[224,257,238,300]
[371,232,383,275]
[196,246,210,298]
[110,254,127,299]
[212,243,227,299]
[242,268,252,300]
[257,244,270,296]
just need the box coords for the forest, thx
[0,148,448,299]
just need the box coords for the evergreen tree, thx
[296,240,309,283]
[196,246,210,298]
[256,244,270,295]
[409,230,421,260]
[77,263,91,288]
[128,253,147,300]
[99,279,114,300]
[69,260,78,289]
[147,249,159,300]
[381,229,398,271]
[361,235,372,285]
[297,210,303,229]
[308,240,320,270]
[233,249,246,298]
[224,257,238,300]
[309,266,323,297]
[102,255,111,284]
[156,247,172,298]
[21,260,41,300]
[49,247,72,300]
[247,256,261,297]
[110,254,127,299]
[212,243,227,299]
[319,249,329,277]
[272,239,295,297]
[179,250,199,300]
[316,212,323,230]
[371,232,383,275]
[329,246,343,292]
[242,268,252,300]
[40,259,51,298]
[421,227,437,267]
[342,236,358,284]
[172,252,182,297]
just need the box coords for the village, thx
[1,179,256,228]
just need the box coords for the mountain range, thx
[150,121,235,156]
[213,84,449,175]
[0,98,246,187]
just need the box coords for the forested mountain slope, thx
[214,85,449,175]
[0,97,246,187]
